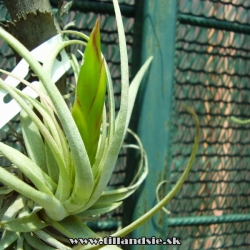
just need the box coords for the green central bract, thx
[72,18,106,166]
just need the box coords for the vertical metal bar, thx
[126,0,178,249]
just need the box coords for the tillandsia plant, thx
[0,0,199,249]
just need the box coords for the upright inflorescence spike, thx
[72,17,106,166]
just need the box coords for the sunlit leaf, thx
[42,214,100,239]
[24,232,62,250]
[0,212,47,232]
[0,230,19,249]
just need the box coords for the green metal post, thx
[125,0,178,249]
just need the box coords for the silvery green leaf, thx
[0,142,56,195]
[20,110,47,174]
[77,201,122,217]
[2,195,25,221]
[51,215,100,239]
[45,140,60,184]
[16,234,24,250]
[0,167,68,221]
[0,186,13,195]
[124,56,153,138]
[34,230,71,250]
[0,212,48,232]
[64,20,76,30]
[24,232,57,250]
[0,230,19,249]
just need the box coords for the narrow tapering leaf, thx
[24,233,56,250]
[41,213,100,239]
[0,212,48,232]
[1,195,25,221]
[0,167,68,221]
[0,143,56,195]
[77,201,122,217]
[72,17,106,166]
[0,231,19,249]
[34,230,72,250]
[20,110,47,174]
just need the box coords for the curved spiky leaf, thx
[124,56,153,137]
[24,233,55,250]
[23,240,33,250]
[0,79,68,193]
[0,186,13,196]
[0,231,19,249]
[0,167,68,221]
[0,143,56,195]
[41,213,100,239]
[111,106,200,238]
[0,212,47,232]
[1,195,25,221]
[77,201,122,217]
[94,123,147,207]
[24,232,69,250]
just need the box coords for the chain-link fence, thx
[168,0,250,249]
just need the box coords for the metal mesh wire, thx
[168,0,250,249]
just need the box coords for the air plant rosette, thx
[0,0,199,249]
